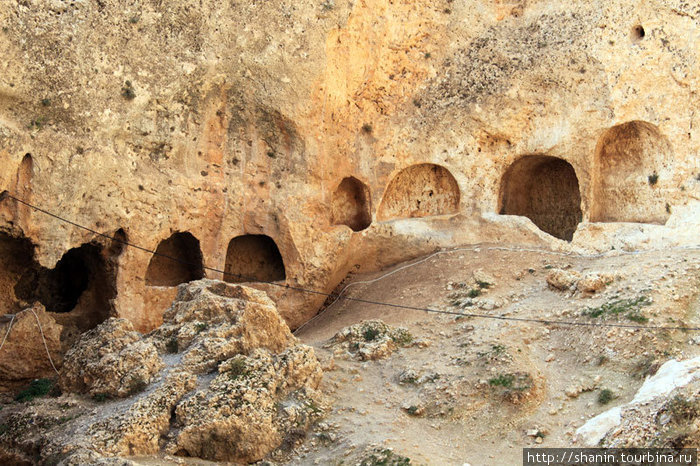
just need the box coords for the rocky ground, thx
[0,244,698,465]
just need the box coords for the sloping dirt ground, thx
[284,244,700,465]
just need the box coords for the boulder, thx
[546,269,581,291]
[58,318,163,398]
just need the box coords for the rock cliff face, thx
[0,0,698,344]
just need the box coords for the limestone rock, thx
[59,318,163,398]
[174,346,323,463]
[150,279,294,373]
[87,371,198,456]
[577,273,615,294]
[546,269,581,291]
[0,304,64,383]
[25,280,326,464]
[330,320,413,361]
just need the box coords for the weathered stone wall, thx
[0,0,698,333]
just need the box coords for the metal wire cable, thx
[3,191,700,333]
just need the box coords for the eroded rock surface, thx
[0,280,324,464]
[329,320,414,361]
[58,318,163,398]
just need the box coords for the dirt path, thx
[290,245,700,465]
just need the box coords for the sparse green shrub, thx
[598,388,614,405]
[361,123,373,134]
[648,172,659,185]
[363,327,381,342]
[194,322,208,333]
[128,16,139,24]
[665,395,699,424]
[359,448,411,466]
[15,378,56,402]
[488,372,533,401]
[227,358,249,380]
[631,357,660,379]
[467,288,481,298]
[40,98,51,106]
[582,296,651,323]
[390,328,413,346]
[489,373,515,388]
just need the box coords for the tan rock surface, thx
[0,304,64,384]
[3,279,325,464]
[58,318,163,398]
[0,0,696,343]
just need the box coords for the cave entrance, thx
[0,232,35,315]
[145,232,205,286]
[499,155,582,241]
[2,232,120,330]
[591,121,671,224]
[331,177,372,231]
[377,163,460,221]
[224,234,286,283]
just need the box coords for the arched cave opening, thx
[377,163,460,221]
[499,155,582,241]
[331,176,372,231]
[3,233,121,330]
[145,232,205,286]
[224,234,286,283]
[591,120,671,224]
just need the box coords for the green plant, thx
[359,448,411,466]
[390,329,413,346]
[40,98,51,106]
[665,395,699,423]
[489,373,515,388]
[361,123,373,134]
[321,0,334,10]
[598,388,614,405]
[194,322,208,333]
[15,378,55,402]
[121,80,136,100]
[488,372,533,395]
[467,288,481,298]
[582,296,651,322]
[227,358,249,380]
[648,172,659,185]
[28,117,46,130]
[129,16,139,24]
[423,52,431,59]
[405,405,419,415]
[363,327,381,342]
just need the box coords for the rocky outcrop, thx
[329,320,414,361]
[21,279,326,464]
[174,345,323,462]
[58,318,163,398]
[0,0,698,338]
[576,357,700,447]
